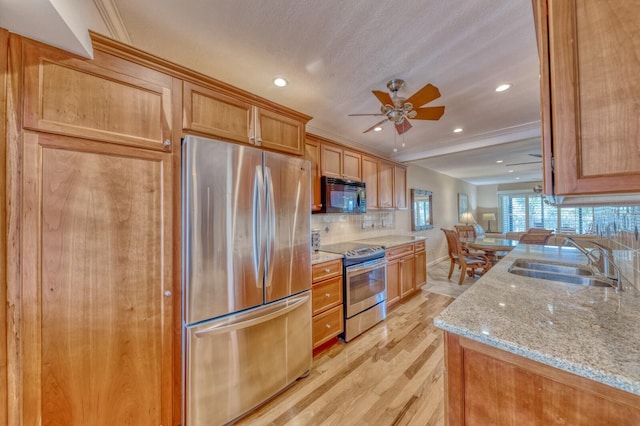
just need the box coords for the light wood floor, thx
[238,291,454,426]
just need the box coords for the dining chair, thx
[519,232,552,245]
[441,228,492,285]
[454,225,477,239]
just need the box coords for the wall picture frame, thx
[458,193,469,221]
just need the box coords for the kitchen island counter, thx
[435,244,640,396]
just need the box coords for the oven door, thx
[344,258,387,318]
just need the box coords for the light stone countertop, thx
[354,235,426,248]
[311,251,343,265]
[434,244,640,396]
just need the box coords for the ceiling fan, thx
[505,153,543,167]
[349,79,445,135]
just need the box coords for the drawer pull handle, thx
[325,293,331,298]
[325,324,331,329]
[324,268,331,273]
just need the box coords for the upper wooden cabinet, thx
[304,137,322,212]
[183,81,307,155]
[321,143,362,181]
[362,155,379,208]
[534,0,640,195]
[378,161,394,209]
[21,38,174,152]
[394,165,407,209]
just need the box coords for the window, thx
[499,193,596,234]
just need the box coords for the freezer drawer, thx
[185,292,312,425]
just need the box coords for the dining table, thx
[461,237,519,263]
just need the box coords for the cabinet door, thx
[400,255,415,298]
[386,258,401,307]
[304,137,322,211]
[22,38,173,152]
[256,107,305,155]
[342,149,362,181]
[545,0,640,194]
[362,155,379,208]
[415,250,427,288]
[321,144,343,178]
[378,161,394,208]
[394,165,407,209]
[18,132,173,425]
[183,81,252,144]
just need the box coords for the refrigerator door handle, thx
[193,293,309,338]
[264,166,277,288]
[254,165,266,288]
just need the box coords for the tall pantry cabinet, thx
[5,34,179,425]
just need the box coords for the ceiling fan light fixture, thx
[495,84,511,92]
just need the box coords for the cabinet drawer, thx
[414,240,426,252]
[312,259,342,282]
[312,305,344,349]
[312,276,342,315]
[386,243,414,259]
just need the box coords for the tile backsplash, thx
[311,211,397,245]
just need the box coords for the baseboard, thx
[428,256,448,267]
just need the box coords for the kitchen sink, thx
[510,259,593,276]
[508,259,615,288]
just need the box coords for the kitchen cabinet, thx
[0,27,7,425]
[7,34,178,426]
[533,0,640,195]
[362,155,379,208]
[311,259,344,349]
[321,143,362,181]
[445,332,640,425]
[394,165,407,209]
[378,160,394,208]
[414,240,427,288]
[183,80,308,156]
[304,137,322,212]
[386,242,425,308]
[22,37,174,152]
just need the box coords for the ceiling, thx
[4,0,543,185]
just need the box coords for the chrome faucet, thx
[563,237,599,266]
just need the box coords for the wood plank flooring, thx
[237,291,454,426]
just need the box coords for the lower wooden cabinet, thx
[311,259,344,348]
[10,132,175,425]
[386,241,427,308]
[444,332,640,425]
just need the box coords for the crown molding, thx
[93,0,132,45]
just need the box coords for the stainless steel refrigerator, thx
[182,135,312,425]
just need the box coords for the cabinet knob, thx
[249,136,255,142]
[256,137,262,143]
[163,139,171,147]
[325,293,331,298]
[325,324,331,329]
[164,290,172,297]
[325,268,331,273]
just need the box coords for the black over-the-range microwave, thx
[318,176,366,214]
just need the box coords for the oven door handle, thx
[346,258,387,277]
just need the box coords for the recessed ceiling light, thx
[515,177,521,180]
[373,127,383,132]
[453,128,463,133]
[496,160,503,164]
[508,169,514,173]
[496,84,511,92]
[273,77,288,87]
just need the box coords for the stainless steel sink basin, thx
[510,259,593,276]
[508,268,613,287]
[508,258,615,288]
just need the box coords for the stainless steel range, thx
[320,242,387,342]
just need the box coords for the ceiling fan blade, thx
[505,161,543,166]
[348,113,386,116]
[406,83,441,108]
[412,106,445,120]
[395,119,412,135]
[363,118,388,133]
[372,90,393,106]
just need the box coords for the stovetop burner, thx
[319,242,385,265]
